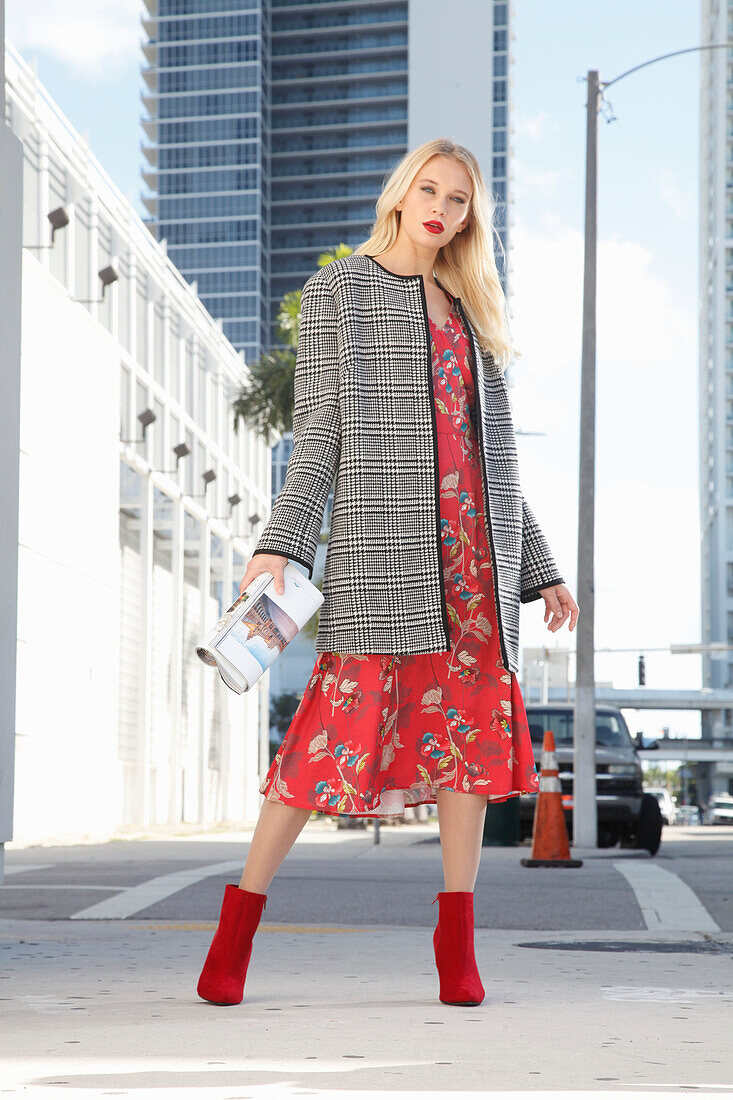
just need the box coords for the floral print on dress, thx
[259,298,540,817]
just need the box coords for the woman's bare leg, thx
[434,789,487,891]
[238,797,313,893]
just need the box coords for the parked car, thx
[644,787,678,826]
[521,704,663,854]
[706,793,733,826]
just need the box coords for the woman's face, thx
[396,155,473,249]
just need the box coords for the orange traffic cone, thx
[520,730,583,868]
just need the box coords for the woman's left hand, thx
[538,583,579,634]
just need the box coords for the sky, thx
[5,0,704,741]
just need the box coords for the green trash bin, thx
[482,795,521,846]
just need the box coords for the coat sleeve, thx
[519,494,565,603]
[251,272,341,580]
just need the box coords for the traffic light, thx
[638,655,646,686]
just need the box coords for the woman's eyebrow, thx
[418,177,470,198]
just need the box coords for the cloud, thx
[508,215,700,726]
[516,111,552,141]
[656,166,693,220]
[512,157,572,210]
[6,0,143,78]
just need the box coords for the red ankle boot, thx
[197,884,267,1005]
[431,890,485,1006]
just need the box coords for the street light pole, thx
[572,43,729,850]
[573,70,601,848]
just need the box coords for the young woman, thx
[197,138,579,1008]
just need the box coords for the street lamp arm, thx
[601,42,729,90]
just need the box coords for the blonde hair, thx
[353,138,518,371]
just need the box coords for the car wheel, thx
[633,793,663,855]
[597,826,618,848]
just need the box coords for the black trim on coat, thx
[251,545,314,580]
[520,576,566,604]
[364,253,423,280]
[417,274,452,651]
[452,298,512,674]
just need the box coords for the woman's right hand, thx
[238,553,289,597]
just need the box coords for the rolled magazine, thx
[196,561,323,694]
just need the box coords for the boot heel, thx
[197,883,267,1005]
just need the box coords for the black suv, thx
[520,704,663,854]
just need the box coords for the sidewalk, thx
[1,822,732,1095]
[1,913,732,1096]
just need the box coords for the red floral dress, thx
[259,299,540,817]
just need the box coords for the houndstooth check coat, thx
[252,252,565,674]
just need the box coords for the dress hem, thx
[259,780,539,819]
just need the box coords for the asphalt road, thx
[1,821,732,931]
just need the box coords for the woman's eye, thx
[421,186,464,203]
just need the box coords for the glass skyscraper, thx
[140,0,510,368]
[141,1,265,362]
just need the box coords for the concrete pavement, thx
[1,820,732,1096]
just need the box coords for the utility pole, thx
[573,69,600,848]
[572,43,728,849]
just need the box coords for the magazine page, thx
[196,562,323,693]
[213,563,321,686]
[197,573,270,664]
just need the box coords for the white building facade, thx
[3,43,273,848]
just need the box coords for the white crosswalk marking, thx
[70,861,244,920]
[613,860,720,932]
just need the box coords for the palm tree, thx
[230,244,353,440]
